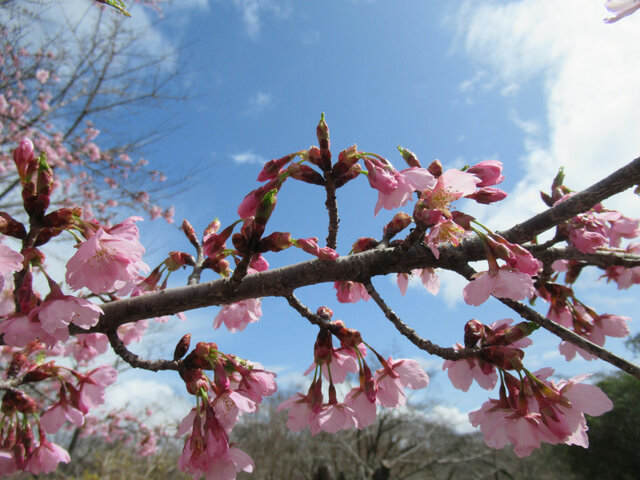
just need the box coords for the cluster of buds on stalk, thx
[175,336,277,479]
[278,312,429,435]
[0,342,117,474]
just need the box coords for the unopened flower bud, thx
[2,389,38,415]
[332,145,360,177]
[182,219,199,247]
[397,145,421,168]
[13,138,36,181]
[203,224,235,258]
[258,231,293,252]
[467,160,504,187]
[8,353,28,378]
[0,212,26,239]
[174,334,192,361]
[335,163,362,188]
[427,159,443,178]
[316,306,333,319]
[351,237,378,253]
[486,321,539,346]
[258,153,295,182]
[316,113,331,171]
[383,212,412,239]
[481,346,524,370]
[451,211,474,230]
[166,251,195,271]
[465,187,507,204]
[287,163,326,186]
[464,319,485,348]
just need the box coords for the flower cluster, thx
[469,369,612,457]
[0,342,116,475]
[176,340,277,480]
[278,318,429,435]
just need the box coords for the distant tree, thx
[0,0,180,223]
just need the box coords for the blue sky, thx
[32,0,640,432]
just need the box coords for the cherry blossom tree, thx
[0,3,639,479]
[0,0,179,223]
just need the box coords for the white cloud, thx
[243,91,274,116]
[456,0,640,230]
[104,378,191,427]
[231,0,291,39]
[437,268,470,308]
[424,404,475,434]
[231,151,267,164]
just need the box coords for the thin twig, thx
[364,281,480,361]
[106,330,180,372]
[324,171,339,250]
[451,263,640,380]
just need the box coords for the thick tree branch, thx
[532,246,640,269]
[71,157,640,344]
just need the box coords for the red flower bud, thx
[332,145,360,176]
[257,153,295,182]
[334,163,362,188]
[174,333,192,361]
[427,159,443,178]
[464,319,485,348]
[0,213,26,239]
[465,187,508,204]
[182,219,199,247]
[258,231,293,252]
[383,212,412,239]
[397,145,421,168]
[351,237,378,253]
[287,163,326,186]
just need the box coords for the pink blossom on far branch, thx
[213,299,262,333]
[463,268,535,306]
[65,217,148,293]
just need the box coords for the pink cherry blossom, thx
[205,446,254,480]
[425,219,468,258]
[605,0,640,22]
[334,281,370,303]
[35,69,50,84]
[77,365,118,411]
[37,297,103,342]
[442,344,497,392]
[26,439,70,474]
[276,394,315,432]
[213,298,262,333]
[463,268,535,306]
[466,160,504,187]
[312,403,358,434]
[397,268,440,296]
[66,218,147,293]
[374,357,429,407]
[372,166,436,216]
[0,314,46,347]
[40,397,85,434]
[0,242,23,291]
[419,169,480,219]
[117,319,149,345]
[344,387,377,428]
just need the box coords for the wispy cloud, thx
[243,91,274,116]
[455,0,640,230]
[231,0,292,39]
[231,151,267,164]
